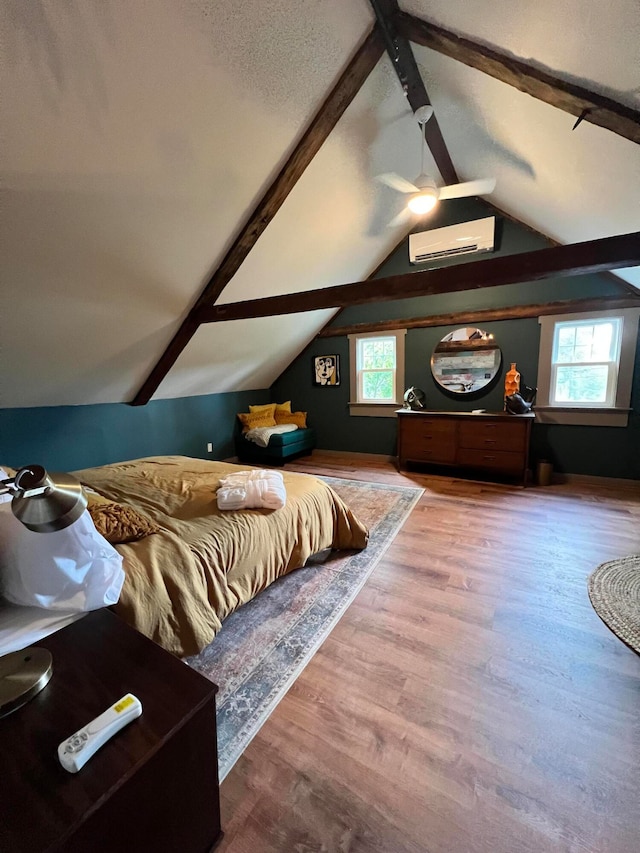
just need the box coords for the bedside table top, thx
[0,609,218,852]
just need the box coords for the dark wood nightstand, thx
[0,609,222,852]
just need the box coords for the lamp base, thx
[0,647,53,717]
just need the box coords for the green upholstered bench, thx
[235,427,316,465]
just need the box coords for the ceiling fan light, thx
[408,192,438,214]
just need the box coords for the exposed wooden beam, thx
[350,198,624,335]
[397,11,640,146]
[130,26,385,406]
[367,0,458,184]
[318,296,640,338]
[482,200,640,297]
[195,232,640,323]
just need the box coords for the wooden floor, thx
[217,453,640,853]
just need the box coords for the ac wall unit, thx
[409,216,495,264]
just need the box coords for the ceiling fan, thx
[378,105,496,226]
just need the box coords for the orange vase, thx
[505,362,520,398]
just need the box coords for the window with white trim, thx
[536,308,640,426]
[348,329,406,417]
[550,317,622,406]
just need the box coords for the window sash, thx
[552,318,621,366]
[358,367,396,402]
[549,361,618,407]
[358,338,396,368]
[549,318,621,407]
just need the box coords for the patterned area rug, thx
[588,554,640,655]
[185,476,423,781]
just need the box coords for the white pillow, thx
[0,502,124,612]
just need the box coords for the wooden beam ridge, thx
[195,232,640,323]
[130,26,385,406]
[318,296,640,338]
[367,0,458,184]
[483,199,640,297]
[396,11,640,145]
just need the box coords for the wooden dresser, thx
[397,410,534,485]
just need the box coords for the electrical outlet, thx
[207,442,213,453]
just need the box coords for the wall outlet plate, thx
[207,443,213,453]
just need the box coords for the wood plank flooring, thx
[217,453,640,853]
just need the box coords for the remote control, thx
[58,694,142,773]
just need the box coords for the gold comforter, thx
[73,456,368,656]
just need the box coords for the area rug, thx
[588,554,640,655]
[185,476,423,781]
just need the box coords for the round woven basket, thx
[588,554,640,655]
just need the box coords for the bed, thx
[71,455,369,656]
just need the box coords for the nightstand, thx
[0,609,222,852]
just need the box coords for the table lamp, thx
[0,465,87,717]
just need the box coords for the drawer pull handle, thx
[484,439,496,445]
[483,455,496,461]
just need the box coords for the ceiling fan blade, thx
[388,208,412,228]
[438,178,496,200]
[377,173,420,194]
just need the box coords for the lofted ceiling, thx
[2,0,639,408]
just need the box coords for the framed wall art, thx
[313,354,340,387]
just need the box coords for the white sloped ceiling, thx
[1,0,638,408]
[404,0,640,288]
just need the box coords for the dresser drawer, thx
[458,447,524,474]
[458,419,527,453]
[401,417,454,440]
[401,432,457,464]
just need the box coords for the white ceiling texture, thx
[2,0,639,408]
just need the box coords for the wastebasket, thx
[536,459,553,486]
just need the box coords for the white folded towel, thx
[217,469,286,511]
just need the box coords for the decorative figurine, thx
[504,362,520,398]
[505,393,533,414]
[403,387,426,410]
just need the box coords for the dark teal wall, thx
[272,198,639,479]
[0,389,269,471]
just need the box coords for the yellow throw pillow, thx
[237,410,277,433]
[248,402,291,416]
[248,403,277,418]
[85,490,160,544]
[275,410,307,428]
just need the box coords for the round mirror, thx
[431,327,501,394]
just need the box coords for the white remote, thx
[57,694,142,773]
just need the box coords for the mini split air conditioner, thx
[409,216,495,264]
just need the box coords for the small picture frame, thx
[313,354,340,387]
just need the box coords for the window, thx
[357,336,396,401]
[550,317,621,406]
[348,329,406,417]
[536,308,640,426]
